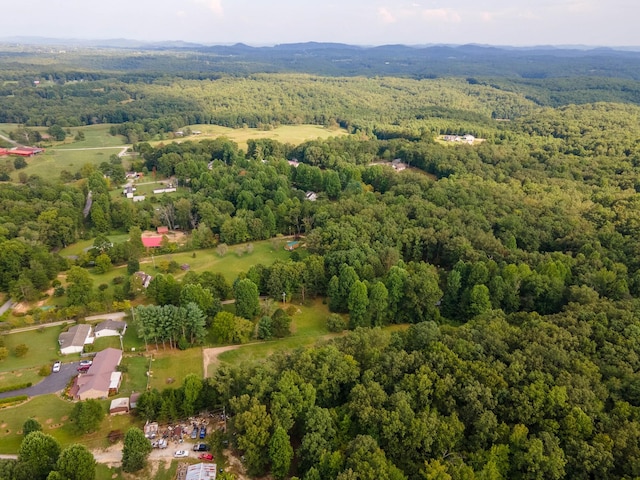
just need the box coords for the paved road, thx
[0,361,80,399]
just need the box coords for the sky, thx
[2,0,637,47]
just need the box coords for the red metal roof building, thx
[141,236,163,248]
[0,146,45,157]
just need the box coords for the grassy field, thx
[15,147,123,180]
[58,234,130,257]
[133,238,292,283]
[213,298,333,368]
[156,124,348,153]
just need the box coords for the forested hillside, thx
[2,44,640,479]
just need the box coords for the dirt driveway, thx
[202,345,241,377]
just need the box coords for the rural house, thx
[58,324,94,355]
[94,319,127,338]
[74,348,123,400]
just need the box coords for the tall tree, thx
[269,426,294,480]
[121,427,152,473]
[234,278,260,319]
[16,432,61,480]
[54,444,96,480]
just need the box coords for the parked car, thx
[199,425,206,439]
[198,453,214,461]
[190,426,198,439]
[52,361,61,373]
[193,443,209,452]
[79,360,93,367]
[77,365,90,373]
[174,450,189,458]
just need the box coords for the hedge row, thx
[0,395,28,405]
[0,382,32,394]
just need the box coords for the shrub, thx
[327,313,347,332]
[0,382,31,393]
[112,276,125,285]
[14,344,28,357]
[38,365,51,377]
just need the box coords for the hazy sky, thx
[3,0,636,47]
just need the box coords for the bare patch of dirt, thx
[61,416,68,421]
[0,424,6,429]
[202,346,241,377]
[223,448,250,480]
[45,418,53,424]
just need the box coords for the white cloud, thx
[421,8,461,23]
[193,0,223,17]
[378,7,397,24]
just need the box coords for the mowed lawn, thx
[0,394,75,453]
[147,347,204,390]
[0,326,65,372]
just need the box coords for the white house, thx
[58,324,94,355]
[94,320,127,338]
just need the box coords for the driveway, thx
[0,361,80,399]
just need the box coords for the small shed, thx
[129,392,140,409]
[109,397,130,415]
[157,226,169,234]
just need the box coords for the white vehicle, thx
[52,361,61,373]
[174,450,189,458]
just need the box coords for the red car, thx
[198,453,213,461]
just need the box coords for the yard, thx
[0,325,65,374]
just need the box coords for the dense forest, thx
[2,43,640,478]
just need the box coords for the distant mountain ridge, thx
[2,38,640,79]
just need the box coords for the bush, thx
[0,395,28,405]
[14,344,28,357]
[327,313,347,332]
[112,276,125,285]
[38,365,51,377]
[54,286,65,297]
[257,316,272,340]
[177,337,190,350]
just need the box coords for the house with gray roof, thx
[94,319,127,338]
[58,324,94,355]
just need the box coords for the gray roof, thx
[95,319,127,333]
[58,324,92,349]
